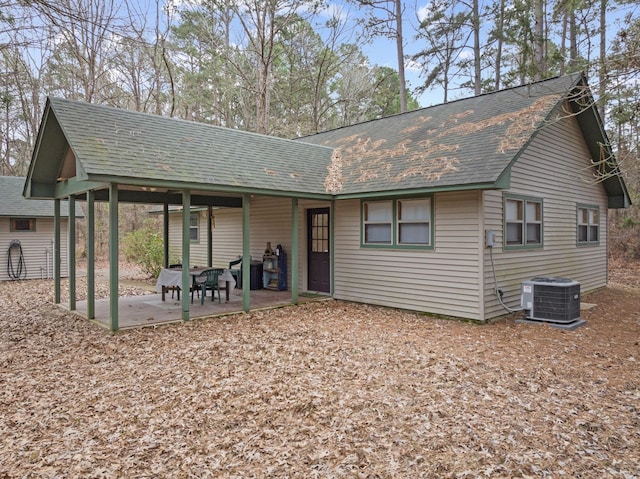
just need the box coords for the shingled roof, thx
[28,98,334,197]
[300,73,589,196]
[0,176,74,217]
[25,73,628,207]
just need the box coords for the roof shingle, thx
[300,74,582,195]
[49,98,334,195]
[0,176,73,217]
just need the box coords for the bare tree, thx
[29,0,121,102]
[226,0,322,134]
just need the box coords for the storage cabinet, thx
[262,245,287,290]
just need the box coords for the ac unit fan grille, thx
[532,283,580,322]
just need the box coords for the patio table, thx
[156,268,236,302]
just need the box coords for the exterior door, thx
[307,208,330,293]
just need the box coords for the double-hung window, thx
[363,201,392,244]
[189,213,199,242]
[577,205,599,245]
[504,195,543,248]
[362,197,433,248]
[398,198,431,245]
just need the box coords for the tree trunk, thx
[394,0,407,112]
[533,0,544,80]
[473,0,481,95]
[494,0,504,91]
[569,9,577,69]
[598,0,607,120]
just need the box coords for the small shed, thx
[0,176,76,281]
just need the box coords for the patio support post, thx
[54,199,61,304]
[108,184,119,332]
[181,190,191,321]
[207,206,213,268]
[291,198,299,304]
[163,203,169,269]
[242,194,250,312]
[330,199,335,297]
[87,190,95,319]
[68,195,76,311]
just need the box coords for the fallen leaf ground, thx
[0,263,639,478]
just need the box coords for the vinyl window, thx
[362,197,433,248]
[397,198,431,245]
[577,205,599,245]
[189,213,199,242]
[504,196,543,248]
[363,201,392,244]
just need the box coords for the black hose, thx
[7,240,27,280]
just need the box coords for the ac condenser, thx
[520,277,585,330]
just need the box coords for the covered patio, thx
[65,288,325,330]
[24,97,334,332]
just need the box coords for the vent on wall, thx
[519,277,586,330]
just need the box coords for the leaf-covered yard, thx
[1,265,639,478]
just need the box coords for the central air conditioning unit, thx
[519,277,586,330]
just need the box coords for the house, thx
[0,176,77,281]
[23,73,630,330]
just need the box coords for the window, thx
[311,212,329,253]
[504,195,542,248]
[398,198,431,245]
[363,200,392,244]
[577,205,599,245]
[10,218,36,232]
[362,197,433,248]
[189,213,199,242]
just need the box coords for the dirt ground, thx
[0,262,639,478]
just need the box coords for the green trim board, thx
[181,190,191,321]
[54,199,61,304]
[242,194,251,312]
[334,181,503,200]
[108,184,119,332]
[291,198,299,304]
[87,190,95,320]
[68,196,76,311]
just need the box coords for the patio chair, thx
[191,268,221,305]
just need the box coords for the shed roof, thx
[0,176,75,217]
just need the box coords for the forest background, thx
[1,0,639,260]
